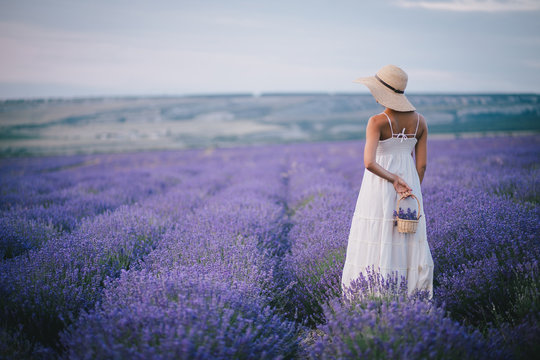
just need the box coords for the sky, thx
[0,0,539,98]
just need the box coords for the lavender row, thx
[279,143,358,326]
[277,136,539,358]
[421,136,539,205]
[0,149,228,259]
[309,298,505,359]
[0,205,170,350]
[0,150,238,353]
[62,266,299,359]
[421,137,539,343]
[61,147,302,359]
[302,266,506,359]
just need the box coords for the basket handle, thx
[396,194,421,220]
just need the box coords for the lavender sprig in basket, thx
[393,194,422,233]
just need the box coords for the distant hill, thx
[1,93,539,157]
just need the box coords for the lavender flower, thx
[394,207,418,221]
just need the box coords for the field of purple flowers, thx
[1,135,539,359]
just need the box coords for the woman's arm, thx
[415,116,428,184]
[364,115,412,196]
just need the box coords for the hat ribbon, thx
[375,74,404,94]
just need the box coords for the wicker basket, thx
[395,194,422,234]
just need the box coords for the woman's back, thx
[378,110,424,141]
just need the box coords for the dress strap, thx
[414,113,420,136]
[382,112,394,134]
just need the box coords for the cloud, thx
[395,0,540,12]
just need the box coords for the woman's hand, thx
[393,176,412,198]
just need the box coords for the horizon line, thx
[1,90,539,102]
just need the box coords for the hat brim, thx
[354,76,416,112]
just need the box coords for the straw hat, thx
[354,64,416,112]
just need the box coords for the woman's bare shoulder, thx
[367,113,387,128]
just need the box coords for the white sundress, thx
[341,112,434,299]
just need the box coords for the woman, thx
[340,64,434,299]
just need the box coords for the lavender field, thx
[1,135,539,359]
